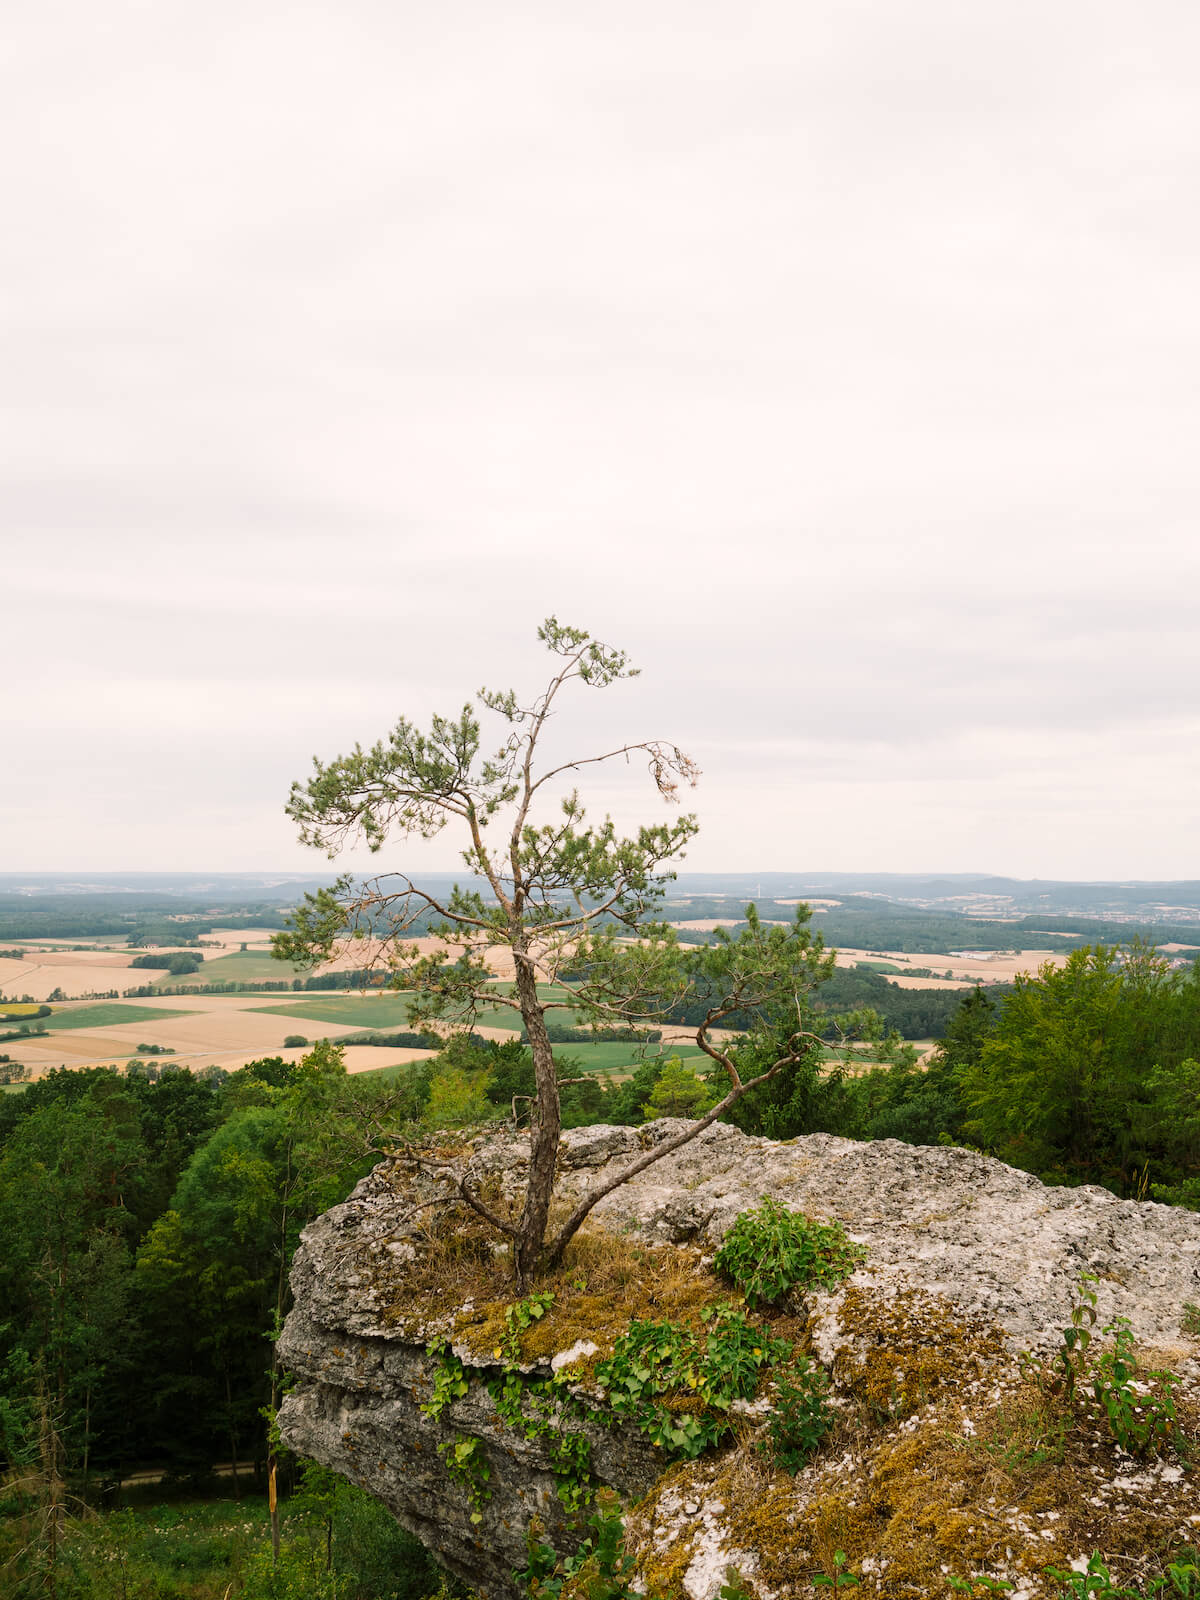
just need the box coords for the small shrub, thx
[714,1198,865,1307]
[284,1034,310,1048]
[1092,1316,1179,1457]
[761,1358,835,1473]
[520,1501,639,1600]
[1026,1278,1183,1459]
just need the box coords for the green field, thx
[467,1003,529,1030]
[474,982,586,1029]
[249,994,418,1029]
[548,1041,707,1075]
[355,1039,707,1082]
[250,985,586,1033]
[33,1002,196,1032]
[149,950,308,989]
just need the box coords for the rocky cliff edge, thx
[277,1122,1200,1600]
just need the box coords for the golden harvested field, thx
[0,946,179,1001]
[0,922,563,1080]
[4,990,436,1077]
[0,924,526,1005]
[831,947,1070,985]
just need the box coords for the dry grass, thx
[383,1188,734,1374]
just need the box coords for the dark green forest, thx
[2,940,1199,1595]
[666,895,1200,956]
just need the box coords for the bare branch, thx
[529,740,701,802]
[544,1030,823,1266]
[397,1147,518,1239]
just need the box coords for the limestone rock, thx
[277,1124,1200,1600]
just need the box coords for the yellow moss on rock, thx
[623,1285,1200,1600]
[827,1286,1008,1420]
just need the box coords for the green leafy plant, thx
[1092,1315,1179,1457]
[946,1578,1014,1595]
[519,1503,640,1600]
[1023,1278,1184,1460]
[813,1550,859,1591]
[1182,1303,1200,1336]
[1046,1552,1200,1598]
[422,1338,470,1421]
[714,1198,865,1308]
[1031,1274,1099,1405]
[485,1293,596,1512]
[595,1304,791,1460]
[761,1359,835,1473]
[719,1567,755,1600]
[499,1289,555,1364]
[437,1433,491,1524]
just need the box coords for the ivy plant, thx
[595,1303,791,1460]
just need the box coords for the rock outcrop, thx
[278,1123,1200,1600]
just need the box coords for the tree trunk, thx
[38,1376,62,1600]
[81,1384,90,1503]
[225,1371,241,1501]
[512,946,560,1285]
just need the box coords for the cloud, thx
[4,1,1199,876]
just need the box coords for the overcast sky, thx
[3,1,1198,880]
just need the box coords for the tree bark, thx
[512,944,560,1285]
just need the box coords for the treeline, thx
[517,1023,662,1045]
[718,943,1200,1208]
[129,951,203,973]
[814,965,1011,1039]
[0,895,288,942]
[338,1029,434,1048]
[0,1056,447,1598]
[0,1048,432,1495]
[668,896,1200,957]
[124,969,393,998]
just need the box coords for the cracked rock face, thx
[277,1123,1200,1599]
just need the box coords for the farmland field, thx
[348,1037,707,1082]
[551,1040,707,1075]
[250,994,419,1028]
[21,1002,197,1032]
[150,950,309,988]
